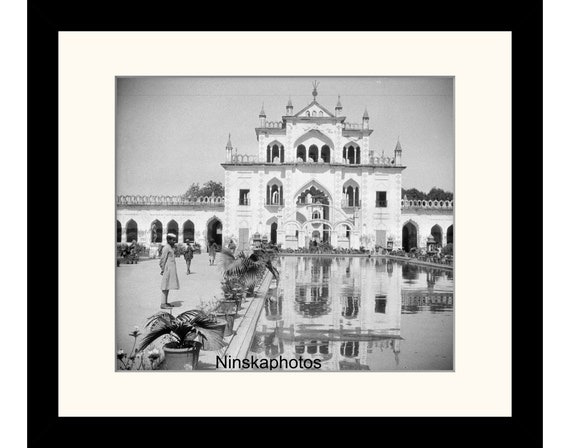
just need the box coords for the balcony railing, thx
[401,198,453,209]
[117,195,225,206]
[341,200,361,208]
[265,201,284,207]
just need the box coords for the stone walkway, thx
[115,252,226,364]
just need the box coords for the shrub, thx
[442,243,453,256]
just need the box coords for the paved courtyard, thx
[115,251,225,363]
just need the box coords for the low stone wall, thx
[278,252,454,270]
[220,271,275,367]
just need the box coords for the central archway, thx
[207,217,223,247]
[296,181,332,221]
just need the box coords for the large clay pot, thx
[162,341,201,370]
[214,312,236,335]
[218,300,239,314]
[201,320,227,351]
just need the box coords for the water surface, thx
[247,256,454,371]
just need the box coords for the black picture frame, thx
[29,1,542,445]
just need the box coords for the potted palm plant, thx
[218,248,280,293]
[138,309,225,370]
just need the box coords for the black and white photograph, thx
[115,76,455,372]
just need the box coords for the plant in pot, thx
[138,309,225,370]
[220,278,246,311]
[218,248,280,295]
[198,297,229,350]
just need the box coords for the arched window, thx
[348,145,355,164]
[321,145,330,163]
[343,183,360,207]
[311,111,316,117]
[126,219,138,243]
[346,186,354,206]
[306,111,310,117]
[167,220,179,242]
[312,211,321,220]
[319,111,323,117]
[116,221,122,243]
[271,144,280,162]
[308,145,318,162]
[271,184,279,205]
[296,145,306,162]
[266,180,283,206]
[150,219,163,243]
[344,144,360,164]
[183,220,195,242]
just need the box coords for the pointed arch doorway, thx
[207,217,223,247]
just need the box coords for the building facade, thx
[116,86,453,253]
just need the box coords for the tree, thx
[402,188,426,200]
[426,187,453,201]
[183,182,201,199]
[183,181,225,199]
[200,180,224,197]
[402,187,453,201]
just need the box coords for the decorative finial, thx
[259,102,266,117]
[287,95,293,107]
[363,106,369,119]
[312,80,319,100]
[226,133,232,148]
[336,95,342,108]
[395,137,403,152]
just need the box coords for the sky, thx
[116,77,454,196]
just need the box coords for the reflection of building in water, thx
[253,256,402,370]
[401,290,454,313]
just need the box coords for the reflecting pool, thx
[247,256,454,371]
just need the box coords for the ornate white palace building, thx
[116,85,453,253]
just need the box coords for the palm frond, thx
[193,327,226,351]
[177,309,207,324]
[265,259,280,282]
[145,311,175,330]
[138,326,173,351]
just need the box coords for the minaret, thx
[394,137,402,165]
[362,107,369,129]
[225,133,233,162]
[286,96,293,115]
[335,95,343,117]
[259,103,266,127]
